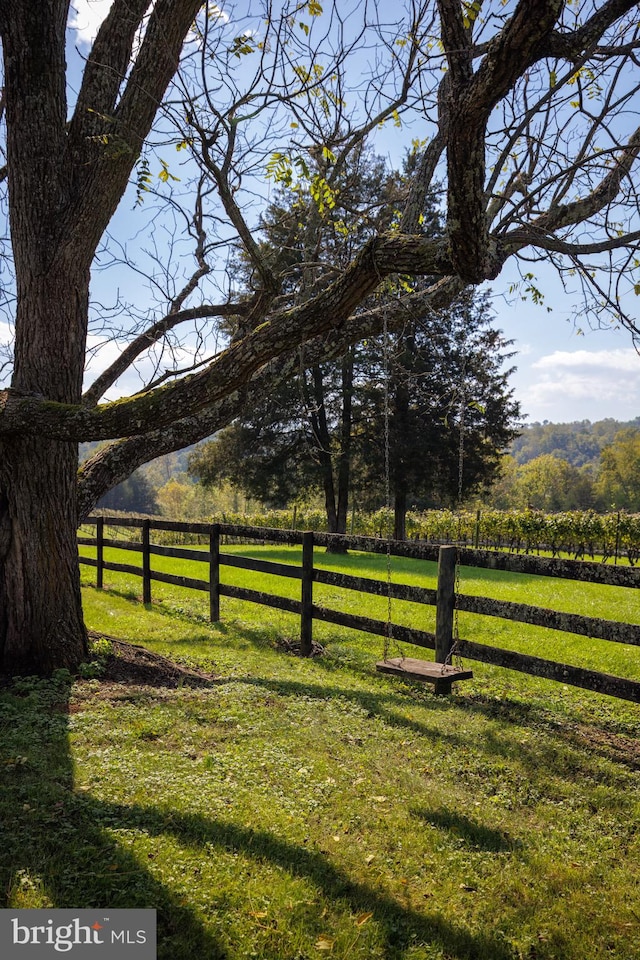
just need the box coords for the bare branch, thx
[77,276,466,518]
[505,229,640,256]
[0,234,455,441]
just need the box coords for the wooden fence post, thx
[435,545,457,664]
[209,523,220,622]
[142,519,152,605]
[301,532,314,655]
[96,516,104,590]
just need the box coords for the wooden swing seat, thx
[376,657,473,695]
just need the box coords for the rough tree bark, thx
[0,2,90,671]
[0,0,203,673]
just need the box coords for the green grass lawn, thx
[80,540,640,680]
[1,545,639,959]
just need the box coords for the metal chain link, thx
[382,306,393,661]
[452,378,466,668]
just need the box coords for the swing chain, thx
[454,373,467,667]
[382,304,393,662]
[445,375,466,670]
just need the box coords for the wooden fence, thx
[78,515,640,703]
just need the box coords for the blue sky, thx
[484,259,640,425]
[60,1,640,427]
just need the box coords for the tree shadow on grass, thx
[227,671,640,795]
[0,669,516,960]
[410,809,519,854]
[233,673,470,750]
[95,612,640,790]
[0,672,225,960]
[96,801,516,960]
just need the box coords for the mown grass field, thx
[1,544,639,960]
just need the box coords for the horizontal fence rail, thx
[78,516,640,703]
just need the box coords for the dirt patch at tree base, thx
[92,633,218,689]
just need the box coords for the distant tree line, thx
[511,417,640,466]
[89,419,640,523]
[487,427,640,512]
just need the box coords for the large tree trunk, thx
[0,0,89,674]
[308,367,340,535]
[309,364,353,554]
[0,260,90,675]
[0,438,87,674]
[393,487,408,542]
[0,0,209,675]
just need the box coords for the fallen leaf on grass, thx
[354,912,373,926]
[315,934,335,951]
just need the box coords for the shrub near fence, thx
[79,516,640,703]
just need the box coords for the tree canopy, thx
[1,0,640,672]
[2,1,639,493]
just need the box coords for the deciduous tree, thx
[1,1,639,672]
[595,429,640,510]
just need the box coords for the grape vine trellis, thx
[89,508,640,564]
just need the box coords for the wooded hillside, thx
[511,418,640,467]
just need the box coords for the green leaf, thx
[158,159,180,184]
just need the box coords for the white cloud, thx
[84,333,204,401]
[533,348,640,373]
[519,347,640,420]
[69,2,231,54]
[69,1,113,47]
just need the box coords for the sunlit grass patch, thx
[4,550,635,957]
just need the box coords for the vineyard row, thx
[90,508,640,564]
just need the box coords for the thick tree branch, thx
[502,124,640,252]
[0,234,454,441]
[66,0,203,259]
[504,229,640,257]
[439,0,563,283]
[77,276,466,519]
[1,0,70,264]
[68,0,151,143]
[548,0,640,60]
